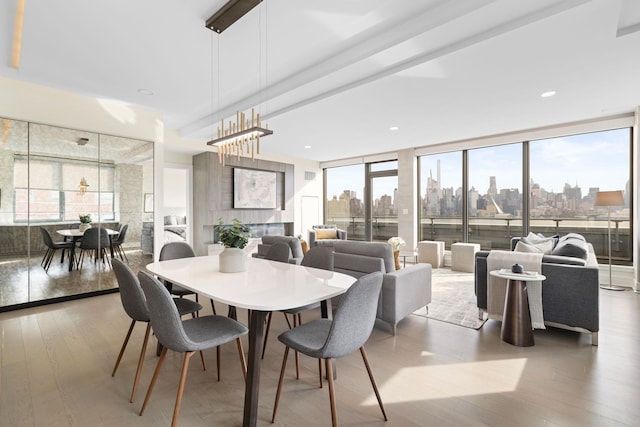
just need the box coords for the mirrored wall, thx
[0,117,154,309]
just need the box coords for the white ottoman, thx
[451,242,480,272]
[417,241,445,268]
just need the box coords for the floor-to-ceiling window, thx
[324,161,399,242]
[325,164,365,240]
[327,125,633,265]
[529,128,632,264]
[367,161,398,242]
[418,152,463,247]
[468,143,523,250]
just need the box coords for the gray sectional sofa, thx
[328,240,432,334]
[475,233,600,345]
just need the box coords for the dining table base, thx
[244,310,267,426]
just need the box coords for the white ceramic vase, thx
[219,247,247,273]
[79,223,91,232]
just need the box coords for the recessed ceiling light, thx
[304,145,311,149]
[138,88,154,96]
[541,91,556,98]
[389,126,399,131]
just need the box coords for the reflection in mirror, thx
[0,118,154,309]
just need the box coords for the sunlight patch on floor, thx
[361,358,527,405]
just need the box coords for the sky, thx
[326,128,630,200]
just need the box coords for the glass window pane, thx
[325,164,365,240]
[419,152,463,247]
[370,161,397,172]
[371,175,398,242]
[530,128,631,263]
[468,143,523,249]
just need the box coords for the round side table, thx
[489,270,546,347]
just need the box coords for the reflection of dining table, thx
[146,255,356,427]
[56,228,119,271]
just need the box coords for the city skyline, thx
[326,128,629,203]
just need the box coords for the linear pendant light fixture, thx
[11,0,25,69]
[205,0,272,164]
[206,109,272,164]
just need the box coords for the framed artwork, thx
[144,193,154,212]
[233,168,277,209]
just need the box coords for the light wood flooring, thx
[1,271,639,426]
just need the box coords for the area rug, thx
[412,268,487,329]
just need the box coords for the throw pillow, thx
[551,236,588,259]
[164,215,177,226]
[315,228,337,240]
[515,240,554,254]
[525,232,546,243]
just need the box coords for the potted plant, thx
[214,218,252,272]
[78,214,92,232]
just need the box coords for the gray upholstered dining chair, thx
[111,224,129,262]
[39,227,74,272]
[137,271,248,427]
[271,271,387,427]
[160,242,216,315]
[261,246,334,378]
[264,241,292,263]
[110,259,202,403]
[76,227,112,269]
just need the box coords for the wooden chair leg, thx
[318,359,323,388]
[325,358,338,427]
[112,320,136,377]
[200,350,207,371]
[236,337,247,382]
[172,352,195,427]
[360,347,387,421]
[140,346,168,416]
[130,323,152,403]
[271,346,290,423]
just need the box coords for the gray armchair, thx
[308,224,347,247]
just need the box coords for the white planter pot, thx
[79,223,91,232]
[219,247,247,273]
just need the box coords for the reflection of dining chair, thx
[262,246,335,377]
[272,271,387,426]
[137,271,248,427]
[265,242,291,263]
[159,242,216,315]
[111,259,202,403]
[77,227,112,269]
[40,227,74,272]
[111,224,129,262]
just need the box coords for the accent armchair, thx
[308,224,347,247]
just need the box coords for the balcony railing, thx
[325,216,632,265]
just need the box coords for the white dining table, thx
[145,255,356,427]
[56,227,119,271]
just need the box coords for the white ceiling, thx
[2,0,640,162]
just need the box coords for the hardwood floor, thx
[1,272,639,426]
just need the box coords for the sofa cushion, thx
[551,234,588,259]
[315,228,337,240]
[334,252,385,276]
